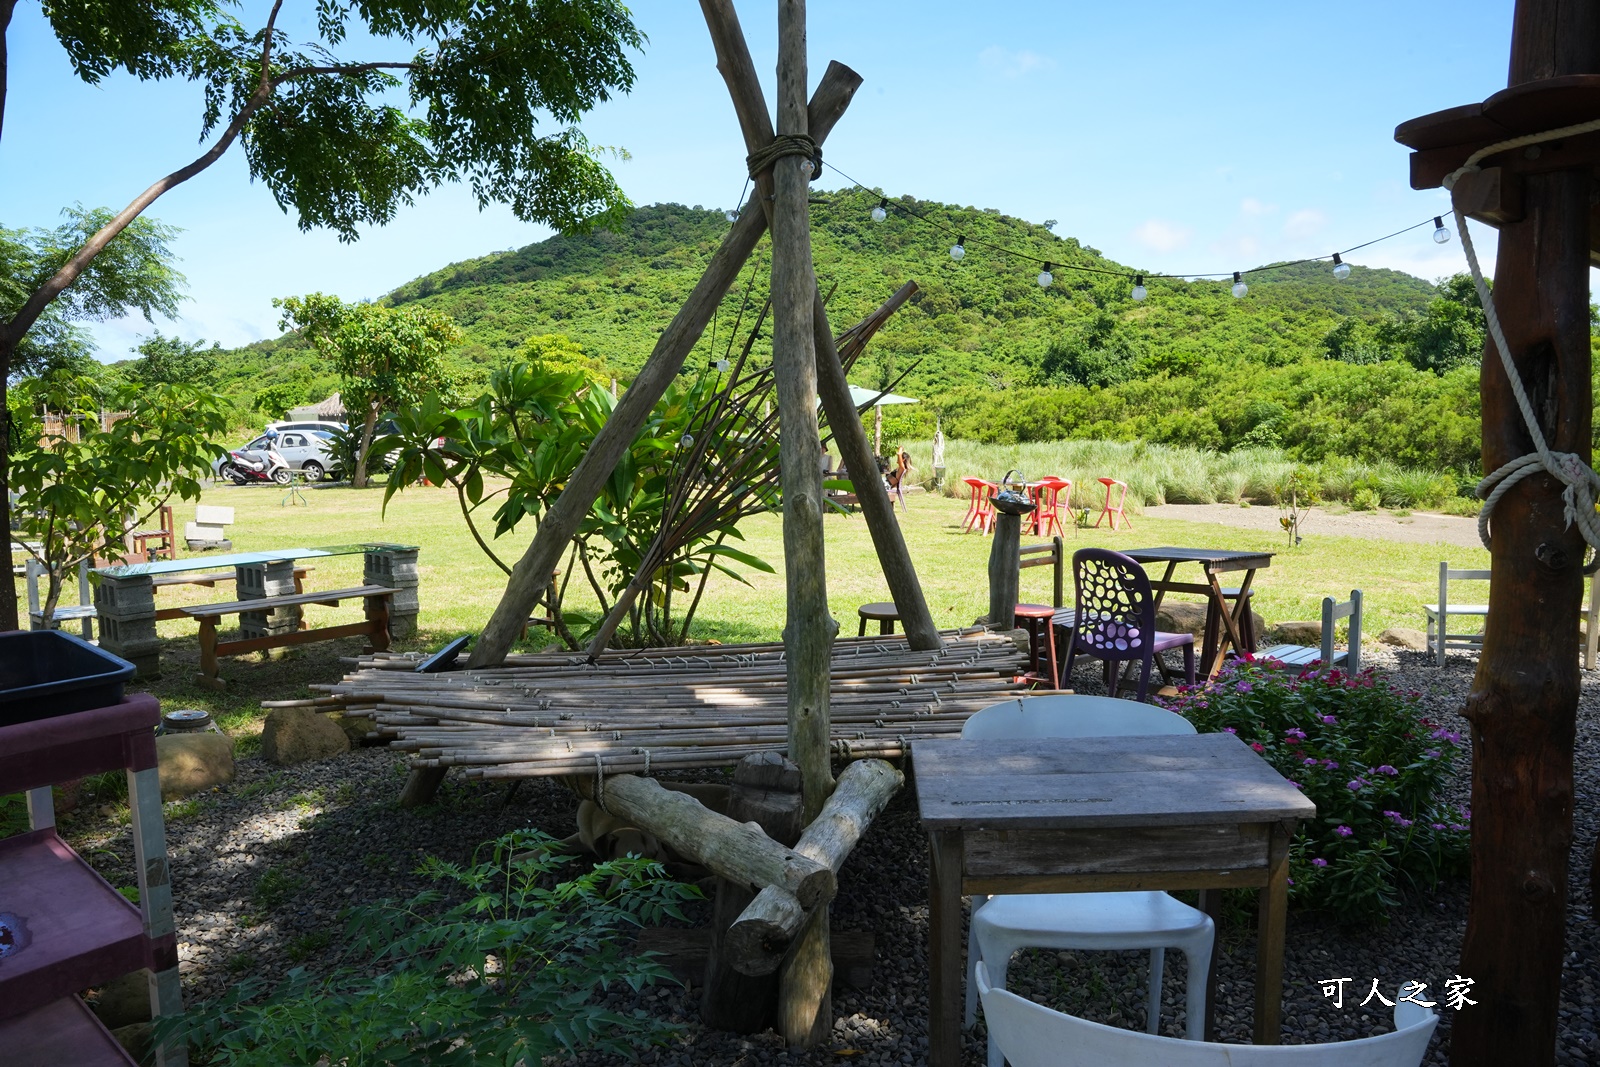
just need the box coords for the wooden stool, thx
[858,602,901,636]
[1014,603,1061,687]
[1202,587,1258,668]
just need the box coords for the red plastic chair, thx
[962,477,997,534]
[1093,477,1131,531]
[1031,477,1072,537]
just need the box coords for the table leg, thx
[1253,823,1290,1045]
[196,616,224,692]
[1197,888,1222,1042]
[1205,569,1256,677]
[928,829,964,1067]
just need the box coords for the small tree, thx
[275,294,462,488]
[127,331,220,387]
[9,378,229,623]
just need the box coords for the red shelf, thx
[0,827,148,1020]
[0,994,138,1066]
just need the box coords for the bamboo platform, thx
[306,628,1033,779]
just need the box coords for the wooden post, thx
[702,752,804,1033]
[988,511,1022,629]
[699,0,941,655]
[464,64,864,672]
[770,0,836,822]
[1454,5,1596,1063]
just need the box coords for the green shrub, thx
[169,830,699,1066]
[1162,663,1469,923]
[1351,487,1381,511]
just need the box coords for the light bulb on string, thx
[725,207,739,223]
[800,157,815,177]
[1231,271,1248,299]
[1038,263,1054,288]
[714,359,730,373]
[870,198,887,222]
[950,236,966,262]
[1331,253,1351,281]
[679,433,694,450]
[1131,275,1148,301]
[1432,216,1452,244]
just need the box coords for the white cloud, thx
[977,46,1055,78]
[1240,198,1277,217]
[1132,218,1193,253]
[1284,208,1328,240]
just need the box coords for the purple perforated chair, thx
[1063,548,1195,701]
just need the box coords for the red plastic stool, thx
[1094,477,1132,530]
[1013,603,1061,686]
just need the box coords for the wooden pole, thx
[464,63,863,672]
[699,0,942,654]
[1454,4,1597,1063]
[988,511,1022,628]
[770,0,836,822]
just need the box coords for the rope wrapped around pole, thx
[1441,116,1600,568]
[747,133,820,180]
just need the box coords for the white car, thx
[214,430,343,482]
[266,419,347,435]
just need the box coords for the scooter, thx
[220,446,292,486]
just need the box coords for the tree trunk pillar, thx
[988,511,1022,629]
[1454,5,1596,1062]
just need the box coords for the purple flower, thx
[1303,757,1317,767]
[1383,811,1414,829]
[1374,765,1398,776]
[1312,857,1329,867]
[1424,749,1441,759]
[1432,823,1447,831]
[1284,728,1307,742]
[1347,780,1365,792]
[1431,728,1462,745]
[1287,780,1302,789]
[1321,715,1338,725]
[1335,825,1354,838]
[1320,759,1340,770]
[1223,726,1237,734]
[1236,681,1254,693]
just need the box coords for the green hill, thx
[193,194,1485,472]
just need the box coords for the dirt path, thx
[1143,502,1484,549]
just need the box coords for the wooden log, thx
[987,510,1023,627]
[780,904,831,1048]
[466,61,864,671]
[701,752,803,1033]
[700,0,939,656]
[726,759,904,975]
[767,0,835,823]
[577,772,834,907]
[1453,4,1596,1063]
[636,927,875,990]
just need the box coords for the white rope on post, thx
[1441,117,1600,566]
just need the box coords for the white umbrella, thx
[848,385,918,409]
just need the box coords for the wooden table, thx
[1124,547,1274,677]
[915,731,1314,1065]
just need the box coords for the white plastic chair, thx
[962,695,1215,1067]
[976,961,1438,1066]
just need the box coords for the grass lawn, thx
[86,481,1487,740]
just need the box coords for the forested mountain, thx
[170,194,1493,472]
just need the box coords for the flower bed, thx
[1162,662,1470,923]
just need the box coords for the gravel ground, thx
[1141,503,1484,549]
[65,645,1600,1065]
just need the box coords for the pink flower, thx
[1251,742,1265,753]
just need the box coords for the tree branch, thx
[0,0,16,149]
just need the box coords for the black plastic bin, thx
[0,631,136,727]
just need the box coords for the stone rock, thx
[260,707,351,765]
[1269,620,1323,646]
[1154,601,1209,636]
[330,711,380,744]
[1379,626,1430,651]
[156,734,235,801]
[112,1022,152,1062]
[92,969,152,1028]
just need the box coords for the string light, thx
[829,162,1455,300]
[713,358,731,373]
[725,208,739,222]
[679,433,694,449]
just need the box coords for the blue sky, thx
[3,1,1528,359]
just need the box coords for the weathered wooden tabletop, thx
[915,732,1315,830]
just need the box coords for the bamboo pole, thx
[700,0,940,654]
[466,62,864,672]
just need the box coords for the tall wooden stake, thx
[1454,4,1595,1064]
[463,67,863,672]
[700,0,941,653]
[770,0,836,821]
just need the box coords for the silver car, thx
[214,430,343,482]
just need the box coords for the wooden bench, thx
[152,566,313,621]
[181,584,392,690]
[1258,590,1362,675]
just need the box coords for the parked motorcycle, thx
[220,446,292,486]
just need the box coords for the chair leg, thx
[858,616,868,637]
[1135,655,1153,702]
[964,919,981,1028]
[1182,642,1195,686]
[1146,947,1165,1034]
[1107,657,1121,698]
[1184,933,1213,1041]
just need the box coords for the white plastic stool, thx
[968,891,1213,1066]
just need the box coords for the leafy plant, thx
[1162,662,1469,923]
[1350,486,1381,511]
[251,866,306,912]
[168,830,699,1066]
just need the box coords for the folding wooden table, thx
[1123,546,1274,678]
[915,731,1315,1066]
